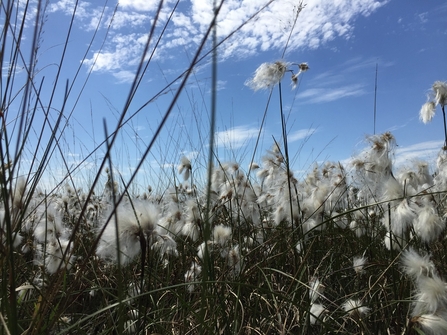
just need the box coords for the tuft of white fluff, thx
[96,200,159,265]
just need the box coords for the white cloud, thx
[118,0,164,12]
[113,70,137,83]
[298,56,394,104]
[85,52,119,72]
[2,63,25,77]
[394,140,443,167]
[134,125,146,132]
[84,33,148,72]
[109,10,151,29]
[161,163,174,169]
[49,0,89,16]
[299,84,366,103]
[181,150,199,161]
[418,12,428,23]
[204,0,389,57]
[288,128,317,142]
[204,80,227,93]
[216,80,227,91]
[51,0,388,78]
[215,125,261,149]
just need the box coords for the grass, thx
[1,1,447,334]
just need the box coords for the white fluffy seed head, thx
[433,81,447,106]
[353,256,367,275]
[44,238,75,274]
[33,203,65,243]
[96,200,159,265]
[309,303,327,325]
[391,199,416,236]
[412,313,447,335]
[245,61,288,91]
[181,221,200,242]
[309,277,325,303]
[227,244,242,277]
[212,224,232,247]
[11,177,27,211]
[412,275,447,316]
[178,156,192,180]
[413,205,445,244]
[342,299,370,318]
[401,248,435,279]
[184,262,202,293]
[420,101,436,124]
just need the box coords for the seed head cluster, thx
[245,60,309,91]
[420,81,447,124]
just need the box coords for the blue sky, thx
[6,0,447,191]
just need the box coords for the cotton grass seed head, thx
[433,81,447,106]
[309,277,325,303]
[246,61,288,91]
[290,62,309,89]
[44,238,75,274]
[353,256,367,275]
[412,274,447,316]
[342,299,370,318]
[309,303,327,325]
[96,200,159,265]
[178,156,192,180]
[298,62,309,72]
[185,262,202,293]
[181,221,200,242]
[411,313,447,335]
[401,248,435,279]
[213,224,232,247]
[419,81,447,124]
[420,101,436,124]
[291,73,299,89]
[413,205,445,244]
[227,244,242,277]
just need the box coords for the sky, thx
[4,0,447,192]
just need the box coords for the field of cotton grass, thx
[2,1,447,334]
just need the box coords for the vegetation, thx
[1,1,447,334]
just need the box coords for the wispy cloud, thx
[394,140,443,167]
[118,0,168,12]
[288,128,317,142]
[109,10,152,30]
[299,84,366,103]
[113,70,138,83]
[205,80,227,93]
[49,0,388,81]
[299,56,394,104]
[418,12,428,24]
[215,125,261,149]
[84,33,149,72]
[2,63,25,77]
[307,56,390,86]
[49,0,91,18]
[67,152,80,157]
